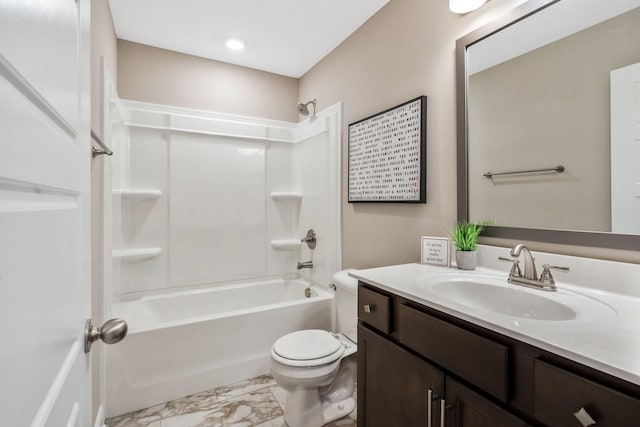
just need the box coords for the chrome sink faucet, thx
[499,244,569,291]
[510,243,537,280]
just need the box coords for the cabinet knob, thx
[363,304,374,313]
[574,407,597,426]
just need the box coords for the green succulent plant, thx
[450,221,485,252]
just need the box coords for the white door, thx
[611,62,640,233]
[0,1,93,426]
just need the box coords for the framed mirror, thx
[456,0,640,250]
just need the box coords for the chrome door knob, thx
[84,318,128,353]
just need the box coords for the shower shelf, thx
[113,189,162,201]
[270,192,302,201]
[270,240,302,250]
[113,247,162,263]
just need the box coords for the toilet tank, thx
[332,269,359,342]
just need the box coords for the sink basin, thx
[431,281,576,321]
[415,272,615,322]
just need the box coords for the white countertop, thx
[350,259,640,386]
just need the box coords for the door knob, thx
[84,318,128,353]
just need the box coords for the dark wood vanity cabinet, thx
[445,377,530,427]
[357,282,640,427]
[358,325,444,427]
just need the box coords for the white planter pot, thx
[456,250,477,270]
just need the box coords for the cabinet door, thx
[358,324,444,427]
[445,377,531,427]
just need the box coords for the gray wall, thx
[298,0,525,268]
[299,0,640,266]
[117,40,299,122]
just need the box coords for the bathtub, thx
[105,278,334,417]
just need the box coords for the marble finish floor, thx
[106,374,356,427]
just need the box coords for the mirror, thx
[457,0,640,249]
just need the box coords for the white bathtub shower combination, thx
[107,278,333,416]
[104,100,342,417]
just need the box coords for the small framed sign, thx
[421,237,450,267]
[348,96,427,203]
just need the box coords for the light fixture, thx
[224,36,245,51]
[449,0,488,14]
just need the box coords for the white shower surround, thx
[105,100,343,417]
[110,99,343,299]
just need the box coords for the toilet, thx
[270,269,358,427]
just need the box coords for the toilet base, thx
[271,334,357,427]
[321,396,355,424]
[283,388,355,427]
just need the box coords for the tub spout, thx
[297,260,313,269]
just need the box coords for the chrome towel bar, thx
[91,130,113,157]
[483,165,564,178]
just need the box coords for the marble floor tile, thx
[324,417,356,427]
[253,414,356,427]
[268,386,287,409]
[106,373,356,427]
[253,416,287,427]
[165,388,282,427]
[214,374,277,402]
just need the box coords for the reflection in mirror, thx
[457,0,640,249]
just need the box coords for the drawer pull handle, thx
[427,388,433,427]
[574,407,597,426]
[426,389,440,427]
[440,399,453,427]
[363,304,374,313]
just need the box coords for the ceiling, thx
[108,0,390,79]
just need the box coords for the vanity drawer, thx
[358,286,390,334]
[534,360,640,427]
[397,303,509,402]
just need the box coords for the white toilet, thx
[270,269,358,427]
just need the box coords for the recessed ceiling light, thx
[449,0,488,14]
[224,37,245,51]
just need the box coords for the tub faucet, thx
[297,261,313,270]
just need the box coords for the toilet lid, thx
[273,330,342,362]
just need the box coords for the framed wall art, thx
[348,95,426,203]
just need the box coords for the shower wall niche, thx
[110,100,342,300]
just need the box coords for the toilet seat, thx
[272,330,345,367]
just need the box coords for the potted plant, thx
[450,221,484,270]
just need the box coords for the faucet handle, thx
[539,264,570,286]
[301,229,317,249]
[498,256,522,278]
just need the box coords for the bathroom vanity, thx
[352,257,640,427]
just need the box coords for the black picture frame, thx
[348,95,427,203]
